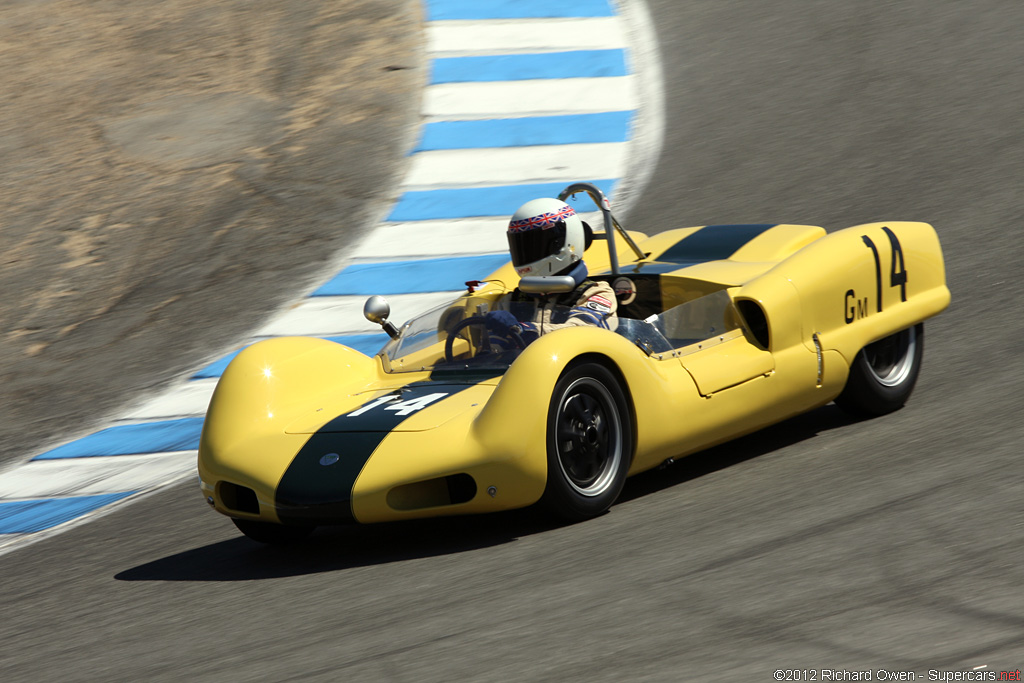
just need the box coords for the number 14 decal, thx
[862,226,908,313]
[347,392,449,418]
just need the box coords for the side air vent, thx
[219,481,260,515]
[387,474,478,511]
[735,299,770,349]
[812,332,823,387]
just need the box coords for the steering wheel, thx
[444,316,526,363]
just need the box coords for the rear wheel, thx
[541,363,633,521]
[232,518,315,544]
[835,323,924,417]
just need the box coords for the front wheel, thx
[834,323,924,417]
[232,518,315,544]
[541,363,633,521]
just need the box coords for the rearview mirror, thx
[363,296,399,339]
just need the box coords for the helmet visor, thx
[507,221,567,268]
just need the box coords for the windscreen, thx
[613,289,742,355]
[379,295,554,374]
[379,288,744,372]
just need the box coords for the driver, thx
[484,197,618,346]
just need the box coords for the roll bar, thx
[557,182,647,276]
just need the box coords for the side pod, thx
[756,221,949,362]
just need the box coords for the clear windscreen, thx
[377,287,744,373]
[379,294,555,374]
[613,289,742,356]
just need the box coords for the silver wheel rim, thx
[554,377,623,497]
[864,326,917,387]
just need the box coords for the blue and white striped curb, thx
[0,0,664,554]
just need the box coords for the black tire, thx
[541,362,633,521]
[232,518,315,544]
[834,323,924,417]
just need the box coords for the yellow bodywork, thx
[198,221,949,526]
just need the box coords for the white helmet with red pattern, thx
[506,198,586,277]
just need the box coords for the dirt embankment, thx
[0,0,423,463]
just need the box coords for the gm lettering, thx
[845,226,908,324]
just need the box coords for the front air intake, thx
[219,481,260,515]
[387,474,477,511]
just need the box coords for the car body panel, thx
[681,334,774,396]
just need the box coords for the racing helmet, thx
[506,198,586,276]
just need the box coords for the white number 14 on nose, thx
[347,392,449,418]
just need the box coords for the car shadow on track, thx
[617,402,859,505]
[115,403,858,582]
[114,509,564,582]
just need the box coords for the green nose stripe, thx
[274,381,478,524]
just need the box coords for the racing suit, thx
[490,279,618,348]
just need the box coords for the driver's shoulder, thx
[574,280,617,311]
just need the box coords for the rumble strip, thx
[0,0,664,554]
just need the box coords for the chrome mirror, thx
[364,296,399,339]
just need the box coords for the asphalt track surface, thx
[3,1,1023,680]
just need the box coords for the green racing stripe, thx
[274,381,480,524]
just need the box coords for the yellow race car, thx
[198,183,950,543]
